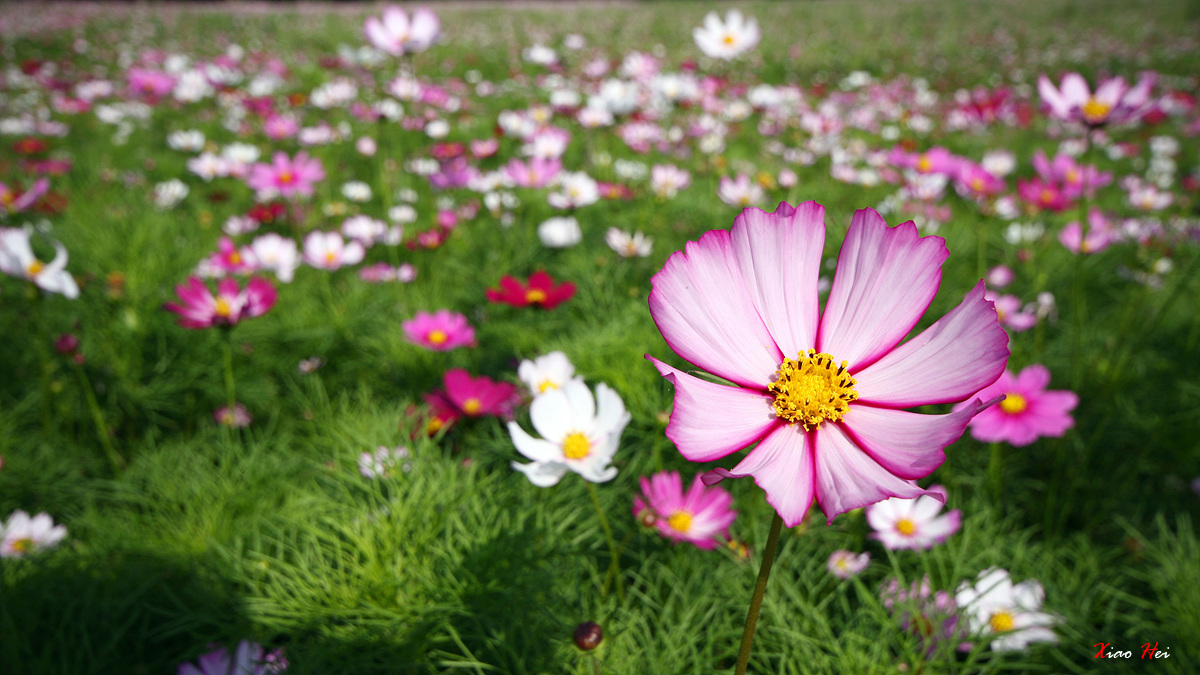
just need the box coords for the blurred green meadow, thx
[1,1,1199,673]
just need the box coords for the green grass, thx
[2,1,1200,673]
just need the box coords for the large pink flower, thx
[646,202,1008,527]
[960,365,1077,447]
[633,471,737,550]
[245,151,325,200]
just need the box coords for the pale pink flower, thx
[302,231,365,271]
[827,550,870,578]
[633,471,737,550]
[716,174,764,207]
[866,485,961,550]
[647,202,1009,526]
[1038,71,1156,127]
[1,510,67,557]
[364,6,441,56]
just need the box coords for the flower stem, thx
[734,511,784,675]
[986,442,1003,507]
[222,331,237,412]
[73,363,124,473]
[586,481,625,604]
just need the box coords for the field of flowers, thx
[2,1,1199,673]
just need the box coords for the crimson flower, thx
[486,270,576,309]
[646,202,1008,527]
[422,369,519,434]
[165,276,277,329]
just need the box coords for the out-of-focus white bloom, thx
[956,569,1059,652]
[153,179,189,209]
[693,9,760,60]
[341,215,388,245]
[310,79,358,110]
[651,164,691,198]
[0,228,79,298]
[606,228,653,258]
[341,181,373,203]
[388,204,417,224]
[1,510,67,557]
[187,152,229,181]
[167,129,205,152]
[172,69,213,103]
[356,136,377,156]
[716,174,763,207]
[866,486,961,550]
[303,231,365,271]
[1003,222,1045,245]
[517,351,582,397]
[249,233,300,283]
[222,215,259,237]
[563,34,586,50]
[547,172,599,210]
[827,550,870,579]
[509,380,631,486]
[522,43,558,67]
[537,216,582,248]
[359,446,413,478]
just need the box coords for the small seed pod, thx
[573,621,603,651]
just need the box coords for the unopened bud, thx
[55,333,79,355]
[573,621,602,651]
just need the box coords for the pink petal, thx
[839,401,980,480]
[649,229,782,388]
[729,201,825,358]
[812,423,928,523]
[852,281,1009,407]
[1014,364,1052,393]
[817,209,948,370]
[721,425,815,528]
[648,356,778,462]
[1060,73,1091,107]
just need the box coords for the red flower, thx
[485,270,576,309]
[248,202,287,224]
[12,138,47,156]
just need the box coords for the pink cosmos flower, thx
[245,151,325,200]
[647,202,1009,526]
[502,157,561,189]
[214,403,252,428]
[165,276,277,329]
[633,471,737,550]
[961,365,1077,447]
[827,550,870,579]
[1058,207,1116,254]
[424,368,519,422]
[1038,71,1156,127]
[403,310,475,351]
[889,146,960,176]
[364,6,441,56]
[1031,151,1111,199]
[0,178,49,216]
[302,231,365,271]
[866,485,962,550]
[1016,177,1073,213]
[177,640,286,675]
[716,174,764,207]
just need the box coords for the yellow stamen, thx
[462,398,482,415]
[769,349,858,430]
[1081,97,1112,124]
[1000,393,1027,414]
[0,192,14,206]
[279,171,294,185]
[895,518,917,536]
[970,177,985,191]
[525,289,548,304]
[917,154,933,172]
[324,251,337,266]
[11,538,33,554]
[989,611,1015,633]
[562,432,591,460]
[426,417,444,434]
[723,34,736,46]
[25,260,45,278]
[538,380,558,393]
[229,251,242,265]
[668,511,693,533]
[427,330,448,345]
[214,297,233,318]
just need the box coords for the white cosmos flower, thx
[605,228,653,258]
[537,216,582,248]
[517,351,583,397]
[865,486,961,550]
[547,172,599,210]
[955,568,1059,652]
[302,231,364,271]
[0,227,79,298]
[1,510,67,558]
[249,233,299,283]
[153,179,189,209]
[693,9,761,60]
[509,380,630,486]
[341,181,373,203]
[167,129,205,152]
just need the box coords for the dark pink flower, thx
[960,365,1078,447]
[633,471,736,550]
[647,202,1009,526]
[246,151,325,199]
[165,276,277,329]
[403,310,475,351]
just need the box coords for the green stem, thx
[986,442,1003,507]
[222,331,237,412]
[591,654,601,675]
[31,293,53,437]
[586,481,625,604]
[734,511,785,675]
[74,364,124,473]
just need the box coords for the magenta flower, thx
[633,471,737,550]
[423,368,519,422]
[403,310,475,351]
[960,365,1078,447]
[177,640,286,675]
[245,151,325,200]
[165,276,277,329]
[987,292,1038,332]
[647,202,1008,526]
[1038,71,1156,127]
[1058,207,1116,255]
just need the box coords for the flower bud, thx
[54,333,80,355]
[573,621,602,651]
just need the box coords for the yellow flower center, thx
[462,398,482,415]
[668,511,692,533]
[214,297,233,318]
[895,518,917,536]
[1081,97,1112,124]
[769,350,858,430]
[562,432,591,459]
[25,260,45,278]
[279,171,294,184]
[1000,393,1027,414]
[0,192,14,206]
[11,538,33,554]
[1066,169,1080,185]
[427,330,448,345]
[426,417,445,434]
[723,34,736,46]
[229,251,242,265]
[917,155,933,172]
[970,177,985,191]
[324,251,337,266]
[538,380,558,394]
[1039,188,1055,204]
[526,289,547,304]
[989,610,1015,633]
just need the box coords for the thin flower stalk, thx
[734,512,784,675]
